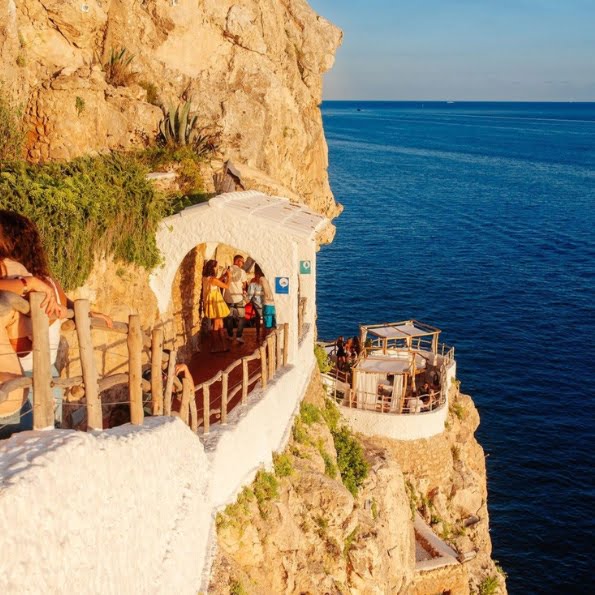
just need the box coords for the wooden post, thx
[189,397,198,433]
[150,328,164,415]
[241,357,249,405]
[260,345,267,388]
[221,372,229,425]
[276,329,282,371]
[163,349,177,416]
[267,334,275,379]
[283,323,289,366]
[30,292,54,429]
[203,384,210,435]
[400,373,408,414]
[432,332,438,355]
[351,368,358,409]
[127,314,144,425]
[180,376,192,425]
[73,299,102,430]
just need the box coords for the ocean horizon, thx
[317,100,595,593]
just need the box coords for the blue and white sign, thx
[299,260,312,275]
[275,276,290,294]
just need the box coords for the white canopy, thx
[357,357,412,374]
[367,322,436,339]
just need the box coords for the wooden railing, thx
[0,290,291,437]
[195,323,289,435]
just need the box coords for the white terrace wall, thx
[340,360,457,441]
[0,327,316,594]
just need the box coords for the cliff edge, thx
[0,0,342,216]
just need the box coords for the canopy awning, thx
[366,321,440,339]
[356,357,412,374]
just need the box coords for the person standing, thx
[224,254,247,344]
[201,259,231,353]
[246,264,274,341]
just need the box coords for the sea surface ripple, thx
[317,101,595,594]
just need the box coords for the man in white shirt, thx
[224,254,247,343]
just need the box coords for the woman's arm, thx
[0,276,62,318]
[211,276,230,289]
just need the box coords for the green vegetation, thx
[292,418,309,445]
[451,401,466,421]
[314,343,332,373]
[405,480,417,519]
[332,426,368,496]
[75,96,85,116]
[158,101,221,157]
[478,575,499,595]
[0,88,24,162]
[229,579,248,595]
[343,525,359,558]
[253,470,279,517]
[371,498,379,520]
[321,398,340,431]
[316,440,337,479]
[300,402,321,425]
[0,153,168,289]
[273,452,293,477]
[16,54,26,68]
[104,48,136,87]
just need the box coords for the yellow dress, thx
[204,279,230,319]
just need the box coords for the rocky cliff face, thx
[0,0,342,215]
[209,378,507,595]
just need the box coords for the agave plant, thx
[158,101,221,157]
[104,48,136,86]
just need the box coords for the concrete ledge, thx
[414,513,460,572]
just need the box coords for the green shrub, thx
[314,344,332,374]
[0,153,169,289]
[343,526,359,558]
[332,426,368,496]
[316,440,337,479]
[229,579,248,595]
[451,401,466,421]
[273,453,293,477]
[300,402,321,425]
[321,398,340,432]
[478,575,499,595]
[104,48,136,86]
[253,470,278,516]
[0,88,24,162]
[75,96,85,116]
[292,419,309,445]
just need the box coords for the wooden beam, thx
[163,349,177,416]
[127,314,144,425]
[221,372,229,425]
[260,345,267,388]
[203,384,210,435]
[150,328,164,415]
[283,323,289,366]
[74,299,102,431]
[30,292,54,429]
[241,357,249,405]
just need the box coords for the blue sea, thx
[316,101,595,593]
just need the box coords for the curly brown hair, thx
[0,210,52,278]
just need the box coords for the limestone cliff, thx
[209,377,507,595]
[0,0,342,216]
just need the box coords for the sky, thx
[308,0,595,101]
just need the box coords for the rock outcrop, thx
[209,380,507,594]
[1,0,342,216]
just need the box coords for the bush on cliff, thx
[0,88,24,162]
[0,153,169,289]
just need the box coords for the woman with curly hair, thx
[201,259,231,353]
[0,210,111,436]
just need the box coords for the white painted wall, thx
[339,360,457,441]
[0,328,316,594]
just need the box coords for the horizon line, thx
[321,99,595,104]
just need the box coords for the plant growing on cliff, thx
[314,344,332,374]
[253,470,279,517]
[0,87,24,162]
[332,426,368,496]
[478,575,499,595]
[104,48,137,86]
[75,96,85,116]
[300,402,321,425]
[0,153,169,289]
[273,452,293,477]
[157,101,221,157]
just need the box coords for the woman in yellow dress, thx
[201,259,231,352]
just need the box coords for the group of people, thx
[0,210,112,438]
[201,254,275,353]
[335,335,361,368]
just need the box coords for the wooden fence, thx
[0,290,290,436]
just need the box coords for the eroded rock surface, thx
[1,0,342,216]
